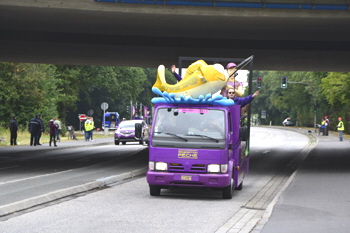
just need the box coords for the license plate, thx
[181,175,192,181]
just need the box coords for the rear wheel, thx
[114,140,120,145]
[150,185,161,196]
[122,141,126,145]
[222,178,233,199]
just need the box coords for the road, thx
[0,127,314,232]
[258,128,350,233]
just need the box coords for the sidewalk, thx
[0,135,114,153]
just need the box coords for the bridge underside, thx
[0,1,350,71]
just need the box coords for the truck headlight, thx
[155,162,168,171]
[207,164,228,173]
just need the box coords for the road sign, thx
[79,114,87,122]
[101,102,109,111]
[87,109,94,116]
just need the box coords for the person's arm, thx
[171,65,182,81]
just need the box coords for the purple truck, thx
[146,100,250,199]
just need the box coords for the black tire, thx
[150,185,161,196]
[122,141,126,145]
[235,181,243,190]
[115,140,120,145]
[222,179,233,199]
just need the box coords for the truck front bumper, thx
[146,171,231,188]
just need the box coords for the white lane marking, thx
[0,165,20,171]
[0,169,72,186]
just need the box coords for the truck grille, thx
[169,163,206,172]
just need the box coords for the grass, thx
[0,129,113,147]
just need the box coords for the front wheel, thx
[150,185,161,196]
[235,181,243,190]
[122,141,126,145]
[114,140,120,145]
[222,179,233,199]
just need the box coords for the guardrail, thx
[94,0,350,10]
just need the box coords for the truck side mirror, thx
[240,126,248,141]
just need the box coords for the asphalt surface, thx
[0,137,148,217]
[254,127,350,233]
[2,127,349,233]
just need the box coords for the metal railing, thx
[94,0,350,10]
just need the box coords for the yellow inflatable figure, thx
[153,60,227,99]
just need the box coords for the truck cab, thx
[146,102,249,199]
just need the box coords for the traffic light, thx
[314,105,317,113]
[126,105,130,114]
[256,76,262,88]
[281,76,288,88]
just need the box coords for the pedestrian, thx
[36,114,44,145]
[49,119,58,147]
[84,117,94,141]
[53,117,62,142]
[133,113,142,120]
[320,118,326,135]
[28,115,41,146]
[90,117,95,141]
[336,117,344,142]
[9,116,18,145]
[324,116,329,136]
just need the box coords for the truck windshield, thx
[153,108,225,140]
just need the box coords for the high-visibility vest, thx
[85,120,94,131]
[337,121,344,131]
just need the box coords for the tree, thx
[0,63,58,127]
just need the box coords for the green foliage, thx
[249,70,350,132]
[1,61,349,134]
[0,63,58,125]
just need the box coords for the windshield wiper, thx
[185,134,219,143]
[155,132,188,141]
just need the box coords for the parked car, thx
[114,120,149,145]
[282,118,294,126]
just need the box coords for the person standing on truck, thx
[171,65,182,81]
[220,63,244,98]
[337,117,344,142]
[227,88,259,108]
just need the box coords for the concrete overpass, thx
[0,0,350,71]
